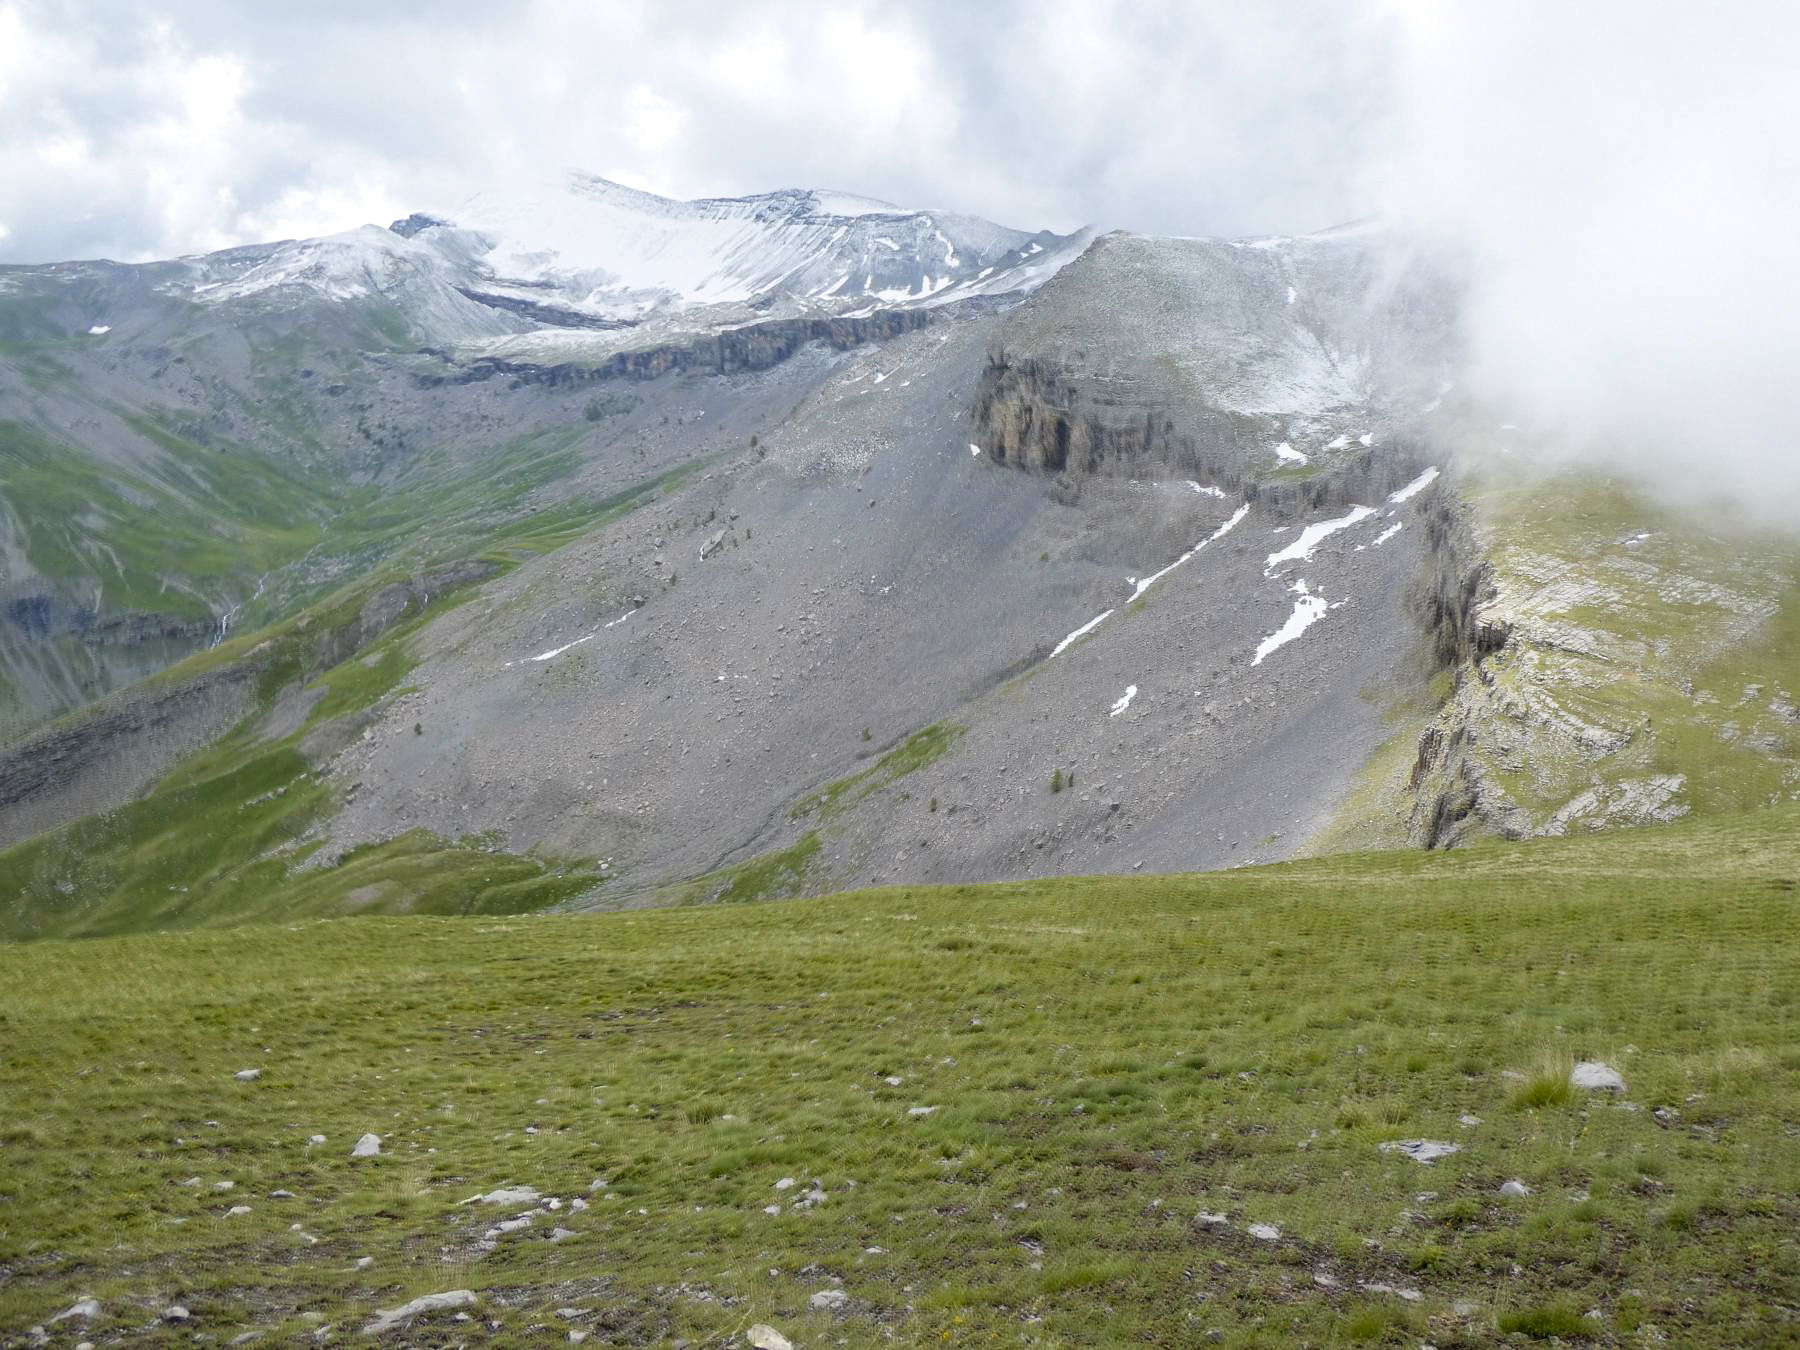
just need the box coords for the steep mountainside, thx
[3,189,1796,936]
[0,176,1087,740]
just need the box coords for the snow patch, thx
[1285,285,1297,305]
[1187,481,1227,498]
[1051,610,1114,659]
[1252,580,1328,666]
[1265,505,1376,569]
[1387,466,1440,503]
[1358,432,1375,446]
[1127,503,1251,602]
[1325,435,1351,450]
[1275,442,1308,466]
[87,324,111,335]
[1108,685,1139,717]
[1372,522,1403,546]
[969,443,982,457]
[506,610,632,668]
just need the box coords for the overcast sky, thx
[5,0,1796,511]
[1,0,1398,263]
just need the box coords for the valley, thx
[1,171,1796,1347]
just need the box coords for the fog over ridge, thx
[2,0,1793,520]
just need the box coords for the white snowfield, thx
[1265,505,1376,571]
[1109,685,1139,717]
[171,173,1095,338]
[1274,441,1308,466]
[1252,580,1329,665]
[1373,521,1403,546]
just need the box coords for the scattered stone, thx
[1360,1281,1423,1302]
[1453,1301,1482,1318]
[163,1306,191,1324]
[1380,1139,1460,1164]
[362,1290,478,1336]
[570,1333,589,1344]
[907,1105,938,1117]
[352,1132,382,1157]
[1654,1106,1680,1127]
[308,1134,327,1146]
[214,1180,236,1191]
[1457,1114,1482,1127]
[355,1256,375,1270]
[774,1177,796,1191]
[1571,1061,1626,1092]
[176,1176,201,1187]
[233,1069,262,1082]
[50,1298,99,1323]
[225,1205,252,1217]
[748,1326,794,1350]
[570,1197,589,1212]
[1248,1223,1281,1242]
[809,1289,849,1311]
[551,1227,578,1242]
[1499,1180,1531,1198]
[762,1205,781,1216]
[270,1189,296,1199]
[1195,1211,1230,1227]
[462,1185,541,1206]
[883,1075,903,1086]
[700,530,726,560]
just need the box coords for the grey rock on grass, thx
[362,1290,478,1335]
[1571,1061,1626,1092]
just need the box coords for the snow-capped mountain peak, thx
[170,172,1093,354]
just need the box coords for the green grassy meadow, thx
[2,808,1795,1346]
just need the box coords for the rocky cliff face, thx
[1400,492,1505,848]
[420,307,944,389]
[970,349,1260,481]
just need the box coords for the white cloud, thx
[1368,1,1800,519]
[0,0,1381,262]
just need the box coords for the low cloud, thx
[0,0,1378,263]
[5,1,1791,522]
[1369,2,1800,521]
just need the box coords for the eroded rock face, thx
[972,349,1258,479]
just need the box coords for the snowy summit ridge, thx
[169,172,1094,355]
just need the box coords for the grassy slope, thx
[1,809,1795,1346]
[0,448,711,941]
[1315,471,1800,852]
[1466,474,1800,822]
[1,311,674,738]
[0,566,601,941]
